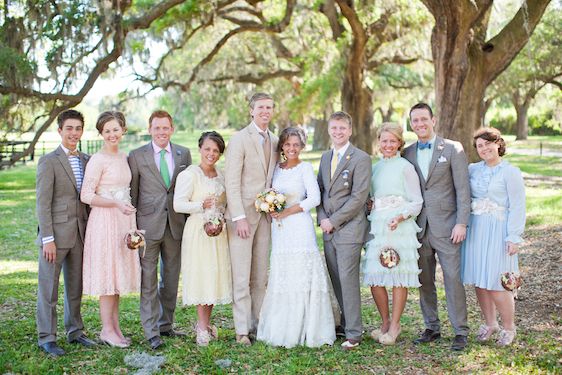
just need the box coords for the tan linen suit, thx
[403,136,470,336]
[36,146,89,345]
[129,142,191,340]
[317,144,371,341]
[225,123,278,335]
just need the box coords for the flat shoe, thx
[497,329,516,346]
[208,325,218,340]
[476,324,499,342]
[379,328,401,346]
[341,339,360,350]
[100,336,129,348]
[370,329,383,341]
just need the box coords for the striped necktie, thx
[67,152,83,191]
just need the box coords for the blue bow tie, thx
[418,141,431,150]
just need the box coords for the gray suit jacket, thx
[224,123,279,225]
[36,146,89,248]
[317,144,371,244]
[129,142,192,241]
[403,136,470,238]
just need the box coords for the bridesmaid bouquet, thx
[255,189,287,214]
[203,209,225,237]
[379,246,400,269]
[124,229,146,257]
[500,272,523,292]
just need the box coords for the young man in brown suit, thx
[36,109,96,356]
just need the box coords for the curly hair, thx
[473,127,506,156]
[277,127,307,154]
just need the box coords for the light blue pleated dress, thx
[461,160,526,291]
[362,156,423,288]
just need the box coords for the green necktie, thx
[160,149,171,188]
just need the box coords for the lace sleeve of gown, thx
[504,165,526,243]
[173,167,204,214]
[80,154,103,206]
[299,162,321,212]
[401,161,423,218]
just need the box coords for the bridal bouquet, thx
[255,189,287,214]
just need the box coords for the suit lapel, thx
[328,145,353,192]
[247,125,268,174]
[142,143,168,190]
[426,136,444,182]
[170,143,185,187]
[55,146,77,190]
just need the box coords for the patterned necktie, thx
[330,150,339,179]
[260,131,271,169]
[67,151,82,191]
[160,149,171,188]
[418,141,432,150]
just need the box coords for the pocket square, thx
[438,156,447,163]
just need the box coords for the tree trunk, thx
[515,101,530,140]
[342,75,374,154]
[311,117,330,150]
[423,0,551,161]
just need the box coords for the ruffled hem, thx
[258,336,335,349]
[83,287,140,296]
[363,272,421,288]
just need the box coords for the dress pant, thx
[36,234,84,345]
[418,226,469,336]
[323,239,363,341]
[139,226,182,340]
[227,215,270,336]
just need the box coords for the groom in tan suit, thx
[225,93,278,345]
[317,111,371,350]
[129,110,191,350]
[36,109,96,356]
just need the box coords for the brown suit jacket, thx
[129,142,192,241]
[224,123,279,225]
[36,146,89,248]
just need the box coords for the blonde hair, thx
[377,122,405,151]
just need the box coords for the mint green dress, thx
[362,156,423,287]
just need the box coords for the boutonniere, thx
[342,170,350,180]
[176,150,181,155]
[346,155,351,160]
[437,144,444,151]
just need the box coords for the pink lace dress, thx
[81,152,141,296]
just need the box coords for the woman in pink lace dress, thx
[81,111,141,348]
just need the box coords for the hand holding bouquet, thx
[203,195,225,237]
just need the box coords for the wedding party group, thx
[35,92,526,358]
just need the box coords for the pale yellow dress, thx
[173,165,232,305]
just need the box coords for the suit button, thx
[164,208,168,211]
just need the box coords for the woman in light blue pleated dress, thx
[363,123,423,345]
[461,127,525,347]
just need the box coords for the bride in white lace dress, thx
[257,127,336,348]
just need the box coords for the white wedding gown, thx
[257,162,336,348]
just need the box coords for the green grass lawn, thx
[0,132,561,374]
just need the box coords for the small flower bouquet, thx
[500,271,523,292]
[203,208,225,237]
[379,246,400,269]
[124,229,146,257]
[255,189,287,214]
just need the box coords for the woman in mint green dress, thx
[363,123,423,345]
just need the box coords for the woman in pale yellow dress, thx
[173,131,232,346]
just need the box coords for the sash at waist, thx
[98,187,131,203]
[373,195,406,211]
[471,197,505,221]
